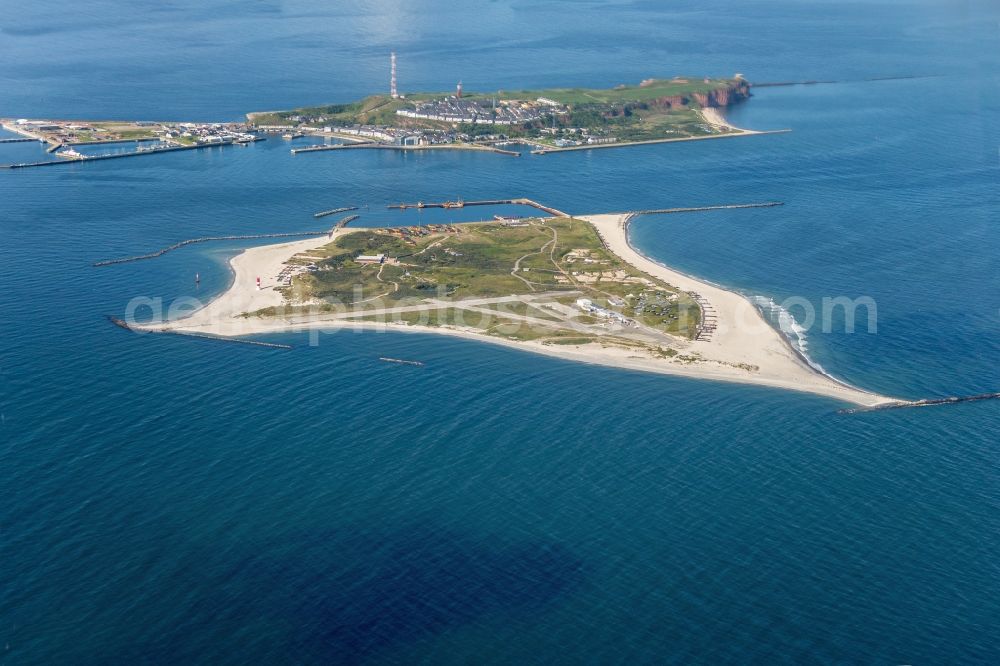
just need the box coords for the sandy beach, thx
[700,106,745,131]
[143,214,899,407]
[581,214,895,406]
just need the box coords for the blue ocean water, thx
[2,1,999,663]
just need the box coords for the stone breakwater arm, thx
[93,228,341,266]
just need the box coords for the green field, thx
[248,95,425,128]
[259,218,702,347]
[492,78,734,105]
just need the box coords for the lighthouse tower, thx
[456,81,463,99]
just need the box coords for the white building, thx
[576,298,634,327]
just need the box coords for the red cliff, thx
[692,80,751,107]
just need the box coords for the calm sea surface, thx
[2,1,999,663]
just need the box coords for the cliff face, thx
[652,94,690,110]
[637,80,751,112]
[692,80,751,108]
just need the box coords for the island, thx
[3,74,789,168]
[247,76,787,155]
[140,206,896,408]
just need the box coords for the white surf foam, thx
[752,295,826,375]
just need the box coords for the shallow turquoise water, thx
[2,1,999,663]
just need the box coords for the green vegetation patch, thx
[277,217,701,340]
[494,78,735,105]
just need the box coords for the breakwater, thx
[162,330,293,349]
[314,206,357,218]
[516,198,569,217]
[336,215,359,228]
[379,357,425,366]
[753,75,929,88]
[839,392,1000,414]
[292,143,520,157]
[632,202,784,215]
[291,142,375,154]
[107,316,292,349]
[0,137,38,143]
[66,137,161,146]
[1,140,239,169]
[386,197,568,217]
[94,228,336,267]
[529,129,790,155]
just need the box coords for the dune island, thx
[142,208,898,408]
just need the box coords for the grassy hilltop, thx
[491,78,737,105]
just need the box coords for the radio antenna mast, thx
[390,52,398,99]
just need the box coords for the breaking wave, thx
[752,295,827,375]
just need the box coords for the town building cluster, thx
[159,123,258,145]
[397,97,557,125]
[538,126,618,148]
[322,125,460,146]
